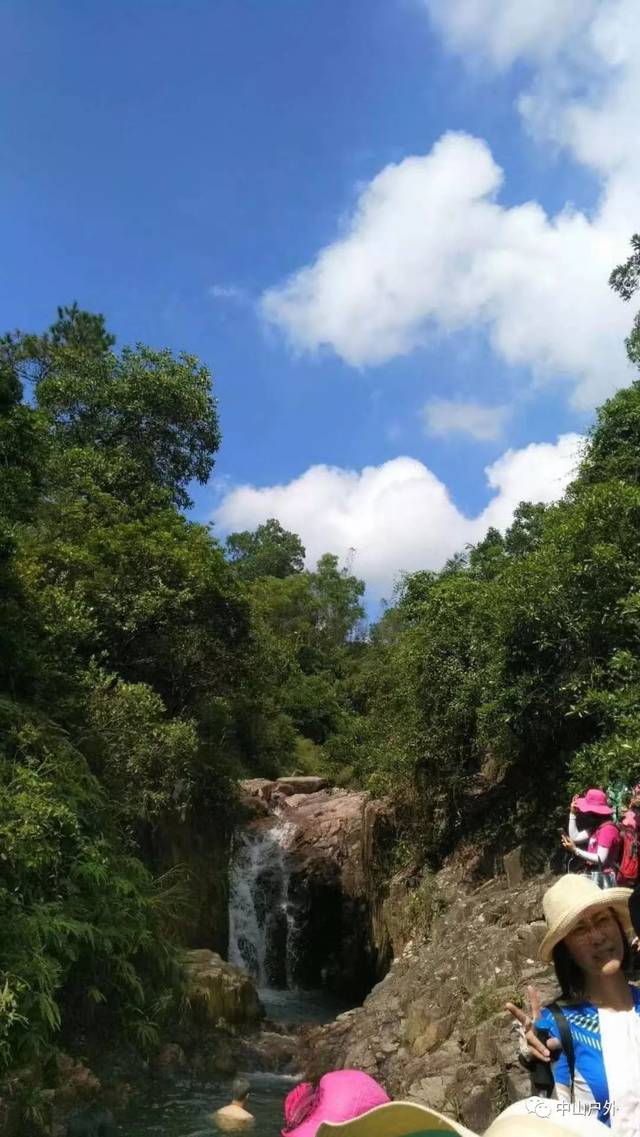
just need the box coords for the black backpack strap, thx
[548,1002,575,1100]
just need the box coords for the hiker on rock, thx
[561,789,621,888]
[507,875,640,1131]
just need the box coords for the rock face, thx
[282,788,395,998]
[184,949,264,1026]
[237,781,396,1000]
[299,865,557,1133]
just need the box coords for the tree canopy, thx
[3,234,640,1092]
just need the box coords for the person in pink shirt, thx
[561,788,621,888]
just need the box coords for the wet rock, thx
[54,1054,101,1109]
[153,1043,188,1079]
[207,1038,240,1077]
[235,778,397,1000]
[184,949,264,1026]
[241,778,275,799]
[0,1095,20,1137]
[282,789,395,997]
[235,1029,300,1074]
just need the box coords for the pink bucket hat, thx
[282,1071,390,1137]
[574,788,612,816]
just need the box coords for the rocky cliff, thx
[239,778,396,998]
[299,858,559,1132]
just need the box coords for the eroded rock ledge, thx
[299,865,557,1133]
[239,780,396,998]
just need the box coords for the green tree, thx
[226,518,305,580]
[0,307,247,1083]
[610,232,640,368]
[2,304,220,509]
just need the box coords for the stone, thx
[277,788,395,997]
[411,1016,453,1057]
[469,1019,498,1066]
[407,1075,447,1111]
[0,1094,21,1137]
[235,1029,300,1073]
[300,869,557,1121]
[461,1082,500,1133]
[240,778,275,799]
[153,1043,187,1078]
[276,776,329,795]
[184,949,264,1026]
[503,848,524,888]
[54,1055,101,1108]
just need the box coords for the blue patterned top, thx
[536,986,640,1125]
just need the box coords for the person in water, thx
[282,1070,389,1137]
[211,1076,255,1131]
[506,874,640,1131]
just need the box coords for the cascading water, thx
[228,816,299,990]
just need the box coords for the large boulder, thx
[184,949,264,1026]
[281,789,395,998]
[236,780,396,999]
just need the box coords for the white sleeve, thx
[572,844,608,865]
[568,814,590,843]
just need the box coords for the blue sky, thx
[2,0,637,599]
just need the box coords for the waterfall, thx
[228,817,298,989]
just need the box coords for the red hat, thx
[574,788,612,816]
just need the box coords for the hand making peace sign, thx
[505,985,562,1062]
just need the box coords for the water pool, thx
[119,1071,296,1137]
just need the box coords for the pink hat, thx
[574,788,612,816]
[282,1071,390,1137]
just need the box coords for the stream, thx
[120,1072,295,1137]
[117,991,347,1137]
[117,809,354,1136]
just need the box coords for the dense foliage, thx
[324,235,640,862]
[0,306,366,1081]
[3,234,640,1083]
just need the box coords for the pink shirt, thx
[588,821,621,867]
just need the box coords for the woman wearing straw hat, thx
[312,1090,610,1137]
[506,875,640,1133]
[561,790,621,889]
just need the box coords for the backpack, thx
[617,821,640,886]
[523,1002,575,1100]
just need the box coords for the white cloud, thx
[261,2,640,411]
[425,0,640,184]
[424,398,509,441]
[209,283,248,303]
[424,1,598,68]
[213,433,582,596]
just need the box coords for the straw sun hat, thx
[316,1097,610,1137]
[538,873,632,962]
